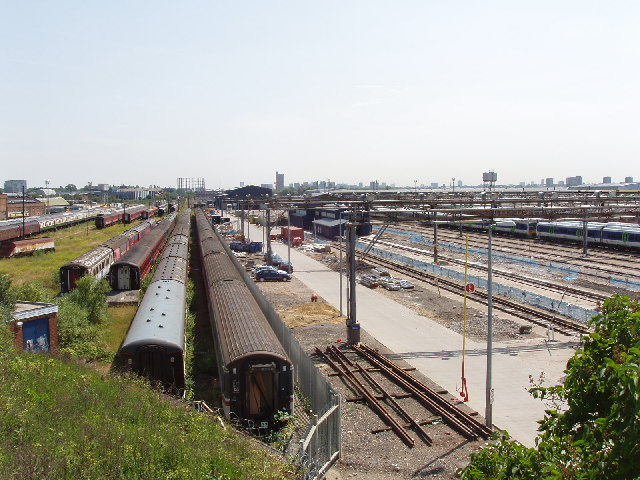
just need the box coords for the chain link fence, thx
[238,258,341,479]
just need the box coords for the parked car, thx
[255,269,292,282]
[279,261,294,273]
[359,274,380,288]
[398,280,415,289]
[251,265,278,275]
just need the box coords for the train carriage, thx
[109,213,177,290]
[118,209,191,394]
[195,208,294,427]
[601,225,640,248]
[123,205,148,224]
[536,221,606,244]
[119,276,187,392]
[60,246,115,292]
[96,210,123,229]
[60,218,157,293]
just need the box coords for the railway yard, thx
[3,190,640,479]
[238,206,640,479]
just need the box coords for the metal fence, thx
[235,255,341,479]
[376,226,640,291]
[358,241,598,324]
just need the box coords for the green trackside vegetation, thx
[0,217,294,479]
[0,220,147,360]
[0,324,292,480]
[458,294,640,480]
[0,219,140,296]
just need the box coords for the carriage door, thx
[246,363,277,418]
[22,318,50,353]
[137,346,168,385]
[118,266,130,290]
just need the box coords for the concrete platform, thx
[106,289,140,306]
[253,226,579,448]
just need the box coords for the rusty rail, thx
[353,344,493,440]
[314,347,416,447]
[327,345,433,446]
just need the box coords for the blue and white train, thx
[451,217,640,250]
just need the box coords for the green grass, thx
[105,304,138,352]
[0,221,138,296]
[0,339,292,479]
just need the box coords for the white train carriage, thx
[601,224,640,249]
[536,221,606,245]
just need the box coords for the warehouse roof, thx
[313,218,347,227]
[36,196,69,207]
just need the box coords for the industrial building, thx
[3,179,27,194]
[8,301,59,353]
[113,187,162,200]
[0,194,45,219]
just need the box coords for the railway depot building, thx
[0,194,7,220]
[0,194,46,219]
[9,301,59,354]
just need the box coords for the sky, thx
[1,1,639,191]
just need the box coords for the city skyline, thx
[2,2,639,190]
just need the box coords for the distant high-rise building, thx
[566,176,583,187]
[369,180,379,190]
[239,181,245,187]
[545,178,554,187]
[275,172,285,190]
[625,176,634,183]
[603,176,612,184]
[457,180,462,187]
[4,179,27,193]
[558,181,565,186]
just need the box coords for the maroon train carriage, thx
[95,210,124,229]
[195,209,294,427]
[0,238,55,258]
[60,246,115,293]
[123,205,149,224]
[60,219,156,293]
[109,213,178,291]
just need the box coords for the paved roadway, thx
[245,222,578,447]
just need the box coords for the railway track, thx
[337,244,592,336]
[373,240,609,304]
[314,344,492,447]
[389,224,640,285]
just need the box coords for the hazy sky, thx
[2,1,639,190]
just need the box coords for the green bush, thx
[12,281,51,303]
[64,275,110,324]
